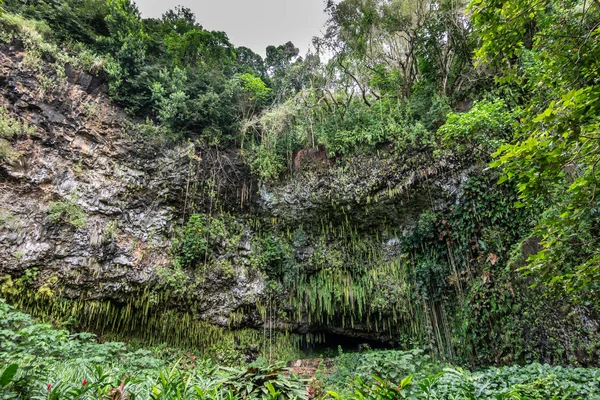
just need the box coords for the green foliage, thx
[104,5,244,142]
[150,67,190,129]
[0,105,34,162]
[219,363,307,399]
[314,101,400,157]
[472,0,600,299]
[249,144,287,182]
[326,350,600,399]
[0,11,52,49]
[1,269,39,299]
[3,0,109,45]
[388,172,539,360]
[1,11,101,73]
[432,364,600,399]
[328,374,412,399]
[154,265,194,303]
[0,300,307,399]
[102,0,148,106]
[321,0,474,101]
[1,1,257,143]
[211,259,236,281]
[326,349,440,395]
[251,235,294,282]
[103,220,120,241]
[4,0,600,385]
[0,106,35,139]
[0,139,18,163]
[402,82,453,131]
[5,297,595,400]
[48,195,88,229]
[172,213,229,268]
[439,100,514,158]
[0,0,474,173]
[0,299,164,398]
[265,41,301,101]
[0,364,18,388]
[241,73,272,104]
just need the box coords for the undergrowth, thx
[321,349,600,399]
[0,300,306,399]
[2,300,599,399]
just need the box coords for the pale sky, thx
[135,0,329,57]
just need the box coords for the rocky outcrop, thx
[0,42,261,327]
[259,155,470,230]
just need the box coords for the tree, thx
[265,41,300,75]
[103,0,149,108]
[416,0,473,96]
[318,0,475,105]
[234,46,267,79]
[3,0,109,44]
[239,73,271,119]
[474,0,600,298]
[265,41,301,101]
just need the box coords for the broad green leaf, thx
[0,364,18,388]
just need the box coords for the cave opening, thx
[299,333,396,357]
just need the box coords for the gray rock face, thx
[0,43,261,326]
[259,156,465,231]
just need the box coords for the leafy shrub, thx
[0,139,19,163]
[153,265,194,303]
[438,99,514,158]
[2,0,109,45]
[220,363,307,399]
[328,374,413,399]
[241,73,272,104]
[2,300,599,399]
[48,196,88,229]
[0,106,35,139]
[0,364,18,390]
[0,12,53,50]
[150,67,190,129]
[315,105,399,157]
[423,364,600,399]
[0,105,35,162]
[325,348,441,395]
[0,299,164,398]
[248,144,287,182]
[172,213,231,268]
[0,300,308,399]
[325,350,600,399]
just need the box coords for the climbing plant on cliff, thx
[471,0,600,300]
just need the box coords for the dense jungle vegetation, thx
[1,0,600,398]
[2,301,600,399]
